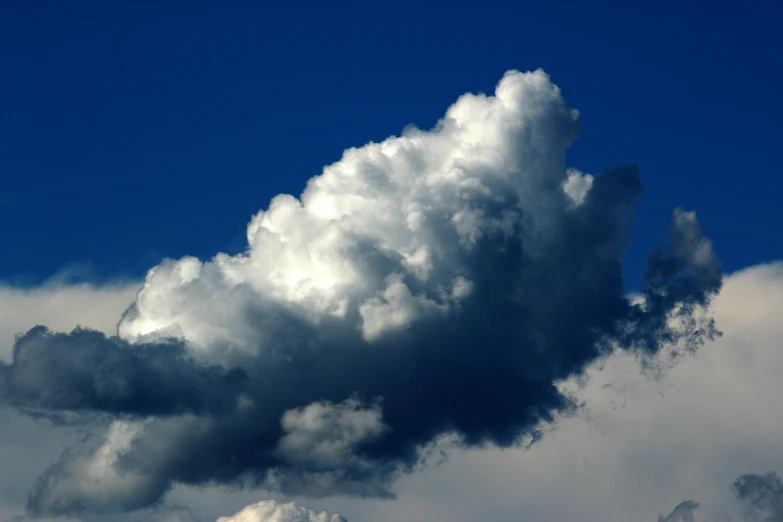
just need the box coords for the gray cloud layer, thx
[0,70,722,517]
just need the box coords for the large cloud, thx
[279,262,775,522]
[2,267,781,522]
[0,69,722,517]
[9,265,783,522]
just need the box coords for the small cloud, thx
[216,500,346,522]
[658,500,700,522]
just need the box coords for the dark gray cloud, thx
[0,326,247,418]
[734,472,783,522]
[2,70,723,517]
[660,472,783,522]
[658,500,700,522]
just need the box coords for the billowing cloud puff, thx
[734,472,783,521]
[658,500,700,522]
[0,69,722,516]
[216,500,345,522]
[0,327,246,417]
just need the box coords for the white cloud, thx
[116,69,584,356]
[562,168,593,206]
[275,399,387,469]
[29,419,166,516]
[216,500,345,522]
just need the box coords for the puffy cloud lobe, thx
[216,500,346,522]
[275,399,387,469]
[658,500,700,522]
[26,420,166,515]
[734,472,783,521]
[0,326,247,417]
[15,69,722,515]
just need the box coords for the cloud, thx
[2,69,722,516]
[0,326,247,417]
[658,500,700,522]
[275,262,774,522]
[657,471,783,522]
[139,505,199,522]
[734,472,783,522]
[0,282,139,362]
[0,266,778,522]
[0,282,140,521]
[275,399,387,470]
[216,500,345,522]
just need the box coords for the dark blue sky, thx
[1,1,780,288]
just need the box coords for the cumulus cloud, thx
[1,69,722,516]
[283,262,775,522]
[216,500,345,522]
[275,399,387,470]
[734,472,783,521]
[658,500,700,522]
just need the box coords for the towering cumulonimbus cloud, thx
[0,69,722,516]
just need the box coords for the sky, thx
[1,1,781,287]
[0,2,782,522]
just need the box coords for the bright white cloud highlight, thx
[117,69,583,353]
[217,500,346,522]
[275,399,387,469]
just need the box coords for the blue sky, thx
[1,1,780,288]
